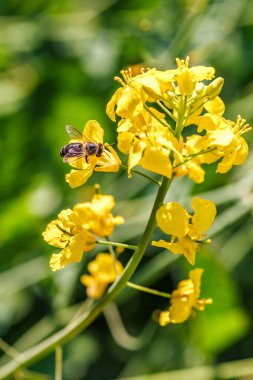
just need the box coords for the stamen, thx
[114,76,126,87]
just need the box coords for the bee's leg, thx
[85,156,89,163]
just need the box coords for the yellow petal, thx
[117,132,134,154]
[138,73,162,99]
[189,66,215,81]
[88,253,123,282]
[116,85,143,119]
[50,253,69,271]
[106,87,123,121]
[156,202,189,237]
[141,148,172,178]
[191,197,216,236]
[204,96,225,116]
[189,268,203,298]
[82,120,104,143]
[42,220,69,248]
[58,209,80,228]
[159,311,171,326]
[117,119,133,133]
[176,68,196,95]
[196,114,220,133]
[112,216,125,225]
[81,274,108,299]
[208,127,234,147]
[168,298,193,323]
[128,139,146,173]
[65,168,93,188]
[152,238,198,265]
[233,137,249,165]
[95,145,121,173]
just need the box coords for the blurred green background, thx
[1,0,253,379]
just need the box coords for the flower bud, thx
[205,77,224,100]
[195,82,204,94]
[177,68,196,96]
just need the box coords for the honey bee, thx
[60,125,104,164]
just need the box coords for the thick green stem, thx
[0,176,172,380]
[55,346,62,380]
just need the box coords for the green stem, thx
[188,98,208,117]
[127,281,171,299]
[121,164,161,186]
[175,95,187,138]
[55,346,62,380]
[0,176,173,380]
[144,104,175,136]
[173,147,217,168]
[156,100,176,122]
[96,240,137,251]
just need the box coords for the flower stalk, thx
[127,281,171,299]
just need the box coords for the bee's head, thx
[96,143,104,157]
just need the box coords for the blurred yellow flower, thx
[42,191,124,271]
[81,253,124,299]
[65,120,121,188]
[152,197,216,264]
[159,269,212,326]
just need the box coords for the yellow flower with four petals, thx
[152,197,216,265]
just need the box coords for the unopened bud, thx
[177,68,196,96]
[205,77,224,100]
[195,82,204,94]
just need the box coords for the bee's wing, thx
[66,125,87,141]
[63,152,86,163]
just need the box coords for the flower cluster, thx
[43,191,124,271]
[106,57,251,182]
[81,253,123,299]
[42,57,251,327]
[152,197,216,265]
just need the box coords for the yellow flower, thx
[42,210,96,271]
[65,120,121,188]
[43,190,124,270]
[152,198,216,265]
[106,68,175,121]
[196,114,251,173]
[73,193,124,237]
[159,269,212,326]
[81,253,124,299]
